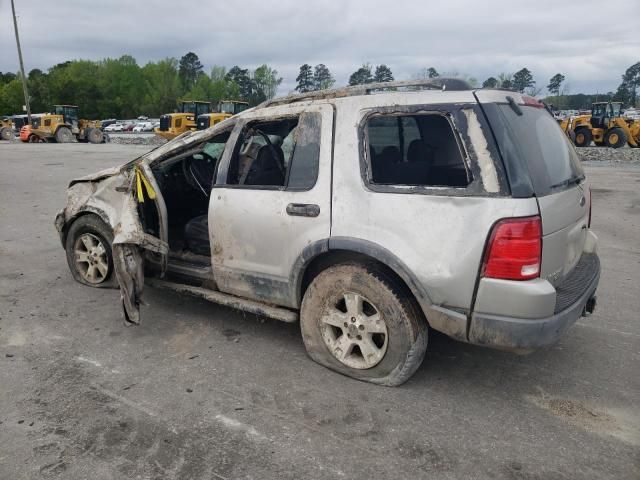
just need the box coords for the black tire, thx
[65,215,115,288]
[300,262,428,386]
[573,128,592,147]
[1,127,13,141]
[86,127,104,144]
[604,128,626,149]
[55,126,73,143]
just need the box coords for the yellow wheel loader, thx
[154,101,211,140]
[559,114,591,145]
[1,116,14,140]
[25,105,104,143]
[196,100,249,131]
[567,102,640,148]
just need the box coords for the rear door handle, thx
[286,203,320,217]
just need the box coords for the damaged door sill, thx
[146,278,299,323]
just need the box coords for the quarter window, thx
[366,113,469,187]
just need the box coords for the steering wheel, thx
[182,151,217,197]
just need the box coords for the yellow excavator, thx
[561,101,640,148]
[19,105,103,143]
[196,100,249,130]
[154,100,211,140]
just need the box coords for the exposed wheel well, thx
[300,250,421,315]
[61,210,110,245]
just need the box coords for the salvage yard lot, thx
[1,143,639,479]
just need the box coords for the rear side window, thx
[366,113,470,187]
[483,104,584,196]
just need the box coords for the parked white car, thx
[133,122,153,132]
[104,123,124,132]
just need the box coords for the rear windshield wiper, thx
[550,174,584,189]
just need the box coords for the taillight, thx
[483,216,542,281]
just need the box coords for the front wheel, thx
[300,262,428,386]
[86,127,104,144]
[1,127,13,141]
[65,215,114,287]
[55,126,74,143]
[605,128,626,148]
[574,128,592,147]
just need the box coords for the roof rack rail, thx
[259,77,472,108]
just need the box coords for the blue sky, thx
[1,0,638,95]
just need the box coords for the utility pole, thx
[11,0,32,124]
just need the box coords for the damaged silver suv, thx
[55,79,600,386]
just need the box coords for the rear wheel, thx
[574,128,592,147]
[1,127,13,141]
[86,127,104,144]
[604,128,626,148]
[65,215,114,287]
[300,262,428,386]
[55,126,73,143]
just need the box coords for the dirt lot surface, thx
[1,143,639,479]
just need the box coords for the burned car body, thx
[56,79,600,386]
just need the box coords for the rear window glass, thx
[366,114,470,187]
[486,104,584,196]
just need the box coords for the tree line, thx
[1,51,638,119]
[305,62,639,110]
[0,52,283,118]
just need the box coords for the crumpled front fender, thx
[56,166,167,326]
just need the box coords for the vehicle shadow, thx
[141,285,586,397]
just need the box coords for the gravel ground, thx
[578,146,640,165]
[0,142,639,479]
[107,133,167,146]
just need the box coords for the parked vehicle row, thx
[103,120,159,132]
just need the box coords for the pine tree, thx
[348,64,373,86]
[547,73,565,95]
[373,64,394,83]
[295,64,314,93]
[512,68,535,93]
[482,77,498,88]
[313,64,335,90]
[178,52,203,90]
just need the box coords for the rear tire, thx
[86,127,104,144]
[574,128,592,147]
[65,215,115,287]
[55,126,73,143]
[300,262,428,386]
[604,128,626,148]
[1,127,13,141]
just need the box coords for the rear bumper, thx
[468,254,600,351]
